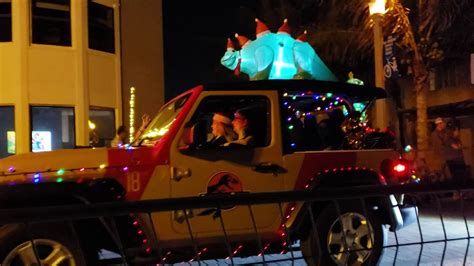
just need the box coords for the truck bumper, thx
[388,195,418,231]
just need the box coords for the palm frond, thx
[255,0,472,64]
[420,0,470,39]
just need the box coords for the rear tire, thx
[301,202,387,266]
[0,223,95,266]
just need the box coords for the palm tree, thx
[253,0,472,149]
[383,0,470,149]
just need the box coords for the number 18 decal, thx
[127,171,141,192]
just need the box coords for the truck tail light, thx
[393,163,406,173]
[392,160,413,183]
[380,159,411,184]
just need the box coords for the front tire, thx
[0,223,91,266]
[301,203,387,266]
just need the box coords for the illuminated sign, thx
[32,131,52,152]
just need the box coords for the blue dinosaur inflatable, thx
[221,19,337,81]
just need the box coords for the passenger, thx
[206,112,236,147]
[318,118,330,148]
[325,109,345,149]
[225,109,255,147]
[302,114,321,150]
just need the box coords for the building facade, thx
[120,0,165,142]
[400,55,474,175]
[0,0,121,157]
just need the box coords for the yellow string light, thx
[129,87,136,143]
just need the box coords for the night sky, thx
[162,1,262,99]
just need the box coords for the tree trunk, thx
[413,58,429,150]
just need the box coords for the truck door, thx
[168,91,286,238]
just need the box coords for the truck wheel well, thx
[0,179,140,256]
[293,198,391,242]
[290,170,390,241]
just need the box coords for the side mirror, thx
[182,127,194,145]
[180,119,208,150]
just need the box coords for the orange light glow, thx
[369,0,387,15]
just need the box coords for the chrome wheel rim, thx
[3,239,76,266]
[327,212,374,265]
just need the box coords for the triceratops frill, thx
[220,18,337,81]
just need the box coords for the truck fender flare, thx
[0,178,132,253]
[289,169,403,239]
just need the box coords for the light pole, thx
[369,0,388,130]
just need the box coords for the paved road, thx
[102,197,474,265]
[193,197,474,265]
[379,196,474,266]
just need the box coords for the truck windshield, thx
[135,94,190,146]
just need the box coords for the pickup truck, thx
[0,79,416,266]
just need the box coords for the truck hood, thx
[0,148,109,176]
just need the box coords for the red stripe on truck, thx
[294,152,357,190]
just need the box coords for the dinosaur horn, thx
[277,18,291,35]
[296,30,308,42]
[255,18,270,38]
[226,38,234,50]
[235,33,251,48]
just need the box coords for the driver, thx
[206,112,236,147]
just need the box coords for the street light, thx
[369,0,388,130]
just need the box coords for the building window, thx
[0,106,15,158]
[31,106,75,152]
[0,0,12,42]
[88,1,114,53]
[89,108,115,147]
[31,0,71,46]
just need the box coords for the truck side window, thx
[281,91,352,153]
[187,95,271,149]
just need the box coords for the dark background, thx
[163,1,262,99]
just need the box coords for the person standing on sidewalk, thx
[431,117,468,199]
[446,126,467,185]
